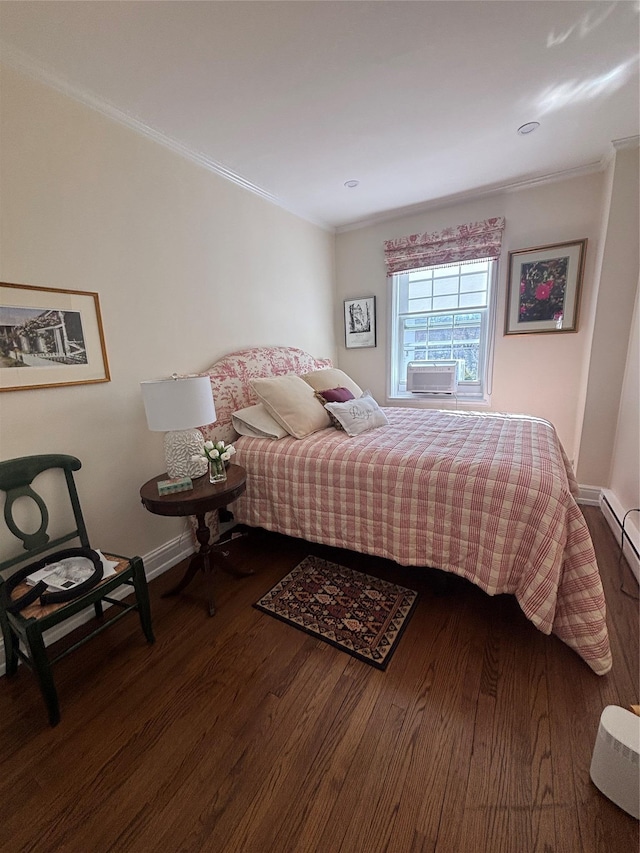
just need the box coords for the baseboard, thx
[577,484,603,506]
[142,529,196,582]
[600,490,640,585]
[576,484,639,583]
[0,532,195,678]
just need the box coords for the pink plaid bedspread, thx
[233,408,611,675]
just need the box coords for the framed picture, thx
[0,282,110,392]
[505,239,587,335]
[344,296,376,349]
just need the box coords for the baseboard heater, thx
[600,492,640,585]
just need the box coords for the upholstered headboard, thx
[199,346,332,445]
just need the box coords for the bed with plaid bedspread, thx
[232,407,611,675]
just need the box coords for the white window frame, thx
[388,259,498,403]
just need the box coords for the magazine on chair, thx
[25,550,118,592]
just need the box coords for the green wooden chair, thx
[0,454,154,726]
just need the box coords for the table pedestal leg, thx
[162,513,216,616]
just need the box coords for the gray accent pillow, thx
[323,391,389,436]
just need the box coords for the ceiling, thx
[1,1,638,231]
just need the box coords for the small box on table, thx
[157,477,193,496]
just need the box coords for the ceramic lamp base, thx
[164,429,208,479]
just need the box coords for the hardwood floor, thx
[0,507,637,852]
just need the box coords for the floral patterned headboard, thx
[199,346,332,445]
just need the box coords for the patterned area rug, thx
[254,555,418,669]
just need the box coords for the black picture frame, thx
[344,296,376,349]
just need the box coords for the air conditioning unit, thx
[406,361,458,395]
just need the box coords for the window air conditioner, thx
[406,362,458,395]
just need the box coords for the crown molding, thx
[612,135,640,151]
[0,44,334,233]
[599,135,639,170]
[335,160,604,233]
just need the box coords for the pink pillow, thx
[315,386,355,403]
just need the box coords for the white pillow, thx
[251,374,331,439]
[231,403,289,440]
[323,391,389,436]
[301,367,363,399]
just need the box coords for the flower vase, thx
[209,457,227,484]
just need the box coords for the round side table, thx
[140,463,247,616]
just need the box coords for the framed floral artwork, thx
[505,239,587,335]
[0,282,110,391]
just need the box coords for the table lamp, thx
[140,375,216,478]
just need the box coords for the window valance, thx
[383,216,505,275]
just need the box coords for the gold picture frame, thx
[0,282,110,392]
[505,239,587,335]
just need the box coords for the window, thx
[390,258,496,399]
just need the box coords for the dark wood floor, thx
[0,506,637,852]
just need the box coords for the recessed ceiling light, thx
[344,180,360,188]
[517,121,541,135]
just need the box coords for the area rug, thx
[254,555,418,669]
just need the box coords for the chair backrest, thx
[0,454,89,573]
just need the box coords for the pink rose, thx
[535,281,552,300]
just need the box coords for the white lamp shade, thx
[140,375,216,431]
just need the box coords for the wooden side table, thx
[140,463,248,616]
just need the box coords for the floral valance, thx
[383,216,505,275]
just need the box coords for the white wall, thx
[576,144,640,485]
[335,173,605,463]
[0,66,336,558]
[610,284,639,511]
[606,282,640,570]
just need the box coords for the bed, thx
[199,346,611,675]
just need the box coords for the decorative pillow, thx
[323,391,389,436]
[314,386,355,404]
[251,374,331,439]
[313,387,356,431]
[301,368,363,399]
[231,403,289,440]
